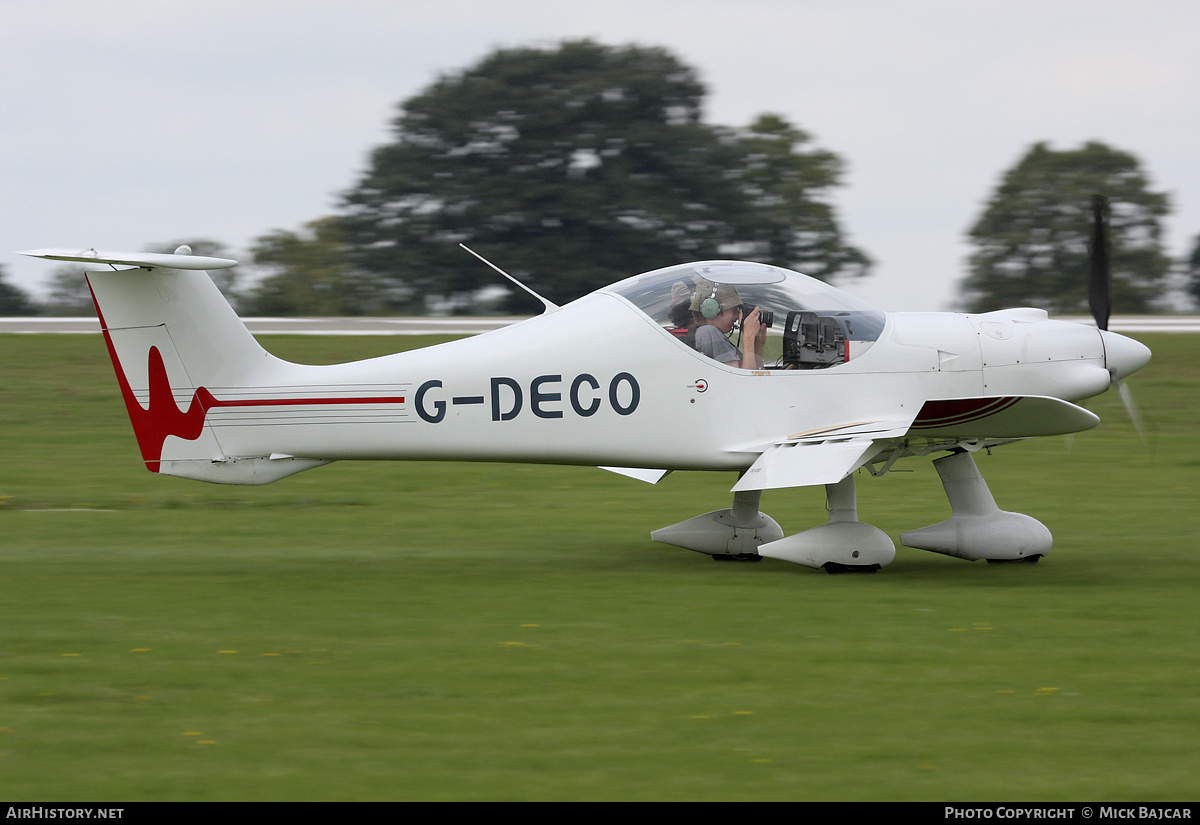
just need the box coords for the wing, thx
[732,419,911,492]
[907,395,1098,438]
[731,395,1098,493]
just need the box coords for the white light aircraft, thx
[21,206,1150,573]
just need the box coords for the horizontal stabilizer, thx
[908,396,1099,437]
[20,248,237,271]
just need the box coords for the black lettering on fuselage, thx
[570,374,601,417]
[490,377,522,421]
[609,372,640,416]
[415,380,446,423]
[531,375,563,419]
[417,373,640,424]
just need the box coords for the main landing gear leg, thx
[900,450,1051,563]
[651,488,784,561]
[757,475,896,573]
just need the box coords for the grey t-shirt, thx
[695,325,741,365]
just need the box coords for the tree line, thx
[4,40,1198,317]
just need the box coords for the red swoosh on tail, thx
[89,282,403,471]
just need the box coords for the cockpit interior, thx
[604,261,885,370]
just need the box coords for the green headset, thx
[699,282,723,320]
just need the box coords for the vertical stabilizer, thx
[85,262,275,475]
[21,248,287,477]
[86,263,270,390]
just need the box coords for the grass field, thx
[0,331,1197,801]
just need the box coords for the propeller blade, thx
[1115,378,1150,449]
[1087,196,1151,451]
[1088,194,1111,331]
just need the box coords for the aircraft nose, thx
[1099,329,1152,381]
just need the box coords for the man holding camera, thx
[689,280,767,370]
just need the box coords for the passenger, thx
[689,280,766,370]
[667,281,696,346]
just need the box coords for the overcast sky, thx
[3,0,1197,311]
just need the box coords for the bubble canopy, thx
[602,260,885,344]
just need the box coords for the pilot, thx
[689,280,766,370]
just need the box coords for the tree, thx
[244,218,372,316]
[962,141,1171,314]
[339,40,868,313]
[1186,234,1200,309]
[41,265,92,315]
[0,265,36,316]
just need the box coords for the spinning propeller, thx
[1088,195,1149,445]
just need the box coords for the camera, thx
[740,304,774,328]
